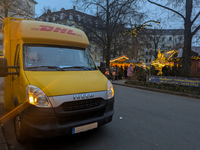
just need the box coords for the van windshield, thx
[23,45,97,71]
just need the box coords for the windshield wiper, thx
[61,66,94,70]
[26,66,64,71]
[40,66,65,71]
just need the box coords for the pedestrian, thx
[124,66,128,79]
[127,64,133,81]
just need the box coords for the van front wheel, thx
[14,115,29,143]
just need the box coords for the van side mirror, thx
[0,58,8,77]
[0,58,19,77]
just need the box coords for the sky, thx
[35,0,74,17]
[34,0,199,46]
[35,0,185,28]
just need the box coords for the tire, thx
[14,115,29,143]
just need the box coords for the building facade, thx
[138,29,184,65]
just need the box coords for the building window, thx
[60,13,64,20]
[179,36,182,41]
[146,59,148,63]
[146,51,148,55]
[162,37,165,41]
[69,22,75,27]
[77,15,81,21]
[27,5,31,13]
[149,58,151,62]
[149,51,151,55]
[53,16,55,21]
[69,22,72,26]
[69,14,73,20]
[95,21,98,27]
[46,17,49,22]
[169,37,172,41]
[40,18,43,21]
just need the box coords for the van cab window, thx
[23,45,97,71]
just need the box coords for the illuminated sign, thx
[31,25,82,37]
[148,76,200,87]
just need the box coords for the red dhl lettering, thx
[33,25,83,37]
[53,27,68,33]
[67,30,76,35]
[40,25,54,31]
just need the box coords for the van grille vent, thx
[62,98,101,111]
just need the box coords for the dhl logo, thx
[31,25,82,37]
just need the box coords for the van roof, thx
[9,18,89,48]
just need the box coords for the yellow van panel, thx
[25,70,108,97]
[19,20,89,48]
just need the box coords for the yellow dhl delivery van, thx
[0,17,114,142]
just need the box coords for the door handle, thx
[12,76,14,82]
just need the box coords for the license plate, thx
[72,122,98,134]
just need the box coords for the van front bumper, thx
[20,97,114,138]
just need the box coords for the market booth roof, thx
[110,55,129,63]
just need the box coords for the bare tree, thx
[140,29,164,59]
[147,0,200,77]
[40,5,57,15]
[72,0,144,68]
[0,0,36,21]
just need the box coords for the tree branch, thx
[147,0,185,19]
[192,24,200,37]
[191,11,200,25]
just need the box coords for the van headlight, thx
[26,85,52,107]
[107,80,114,99]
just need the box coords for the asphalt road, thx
[1,85,200,150]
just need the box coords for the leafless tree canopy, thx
[0,0,34,21]
[147,0,200,77]
[72,0,145,67]
[40,5,57,15]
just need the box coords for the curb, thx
[0,125,9,150]
[112,82,199,99]
[0,99,9,150]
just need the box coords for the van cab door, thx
[12,44,20,105]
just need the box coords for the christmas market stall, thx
[151,50,178,75]
[109,55,144,78]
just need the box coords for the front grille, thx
[57,109,105,124]
[62,98,102,111]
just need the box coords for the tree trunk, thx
[181,0,192,77]
[106,43,111,68]
[106,0,110,68]
[182,29,192,77]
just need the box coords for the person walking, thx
[127,64,133,81]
